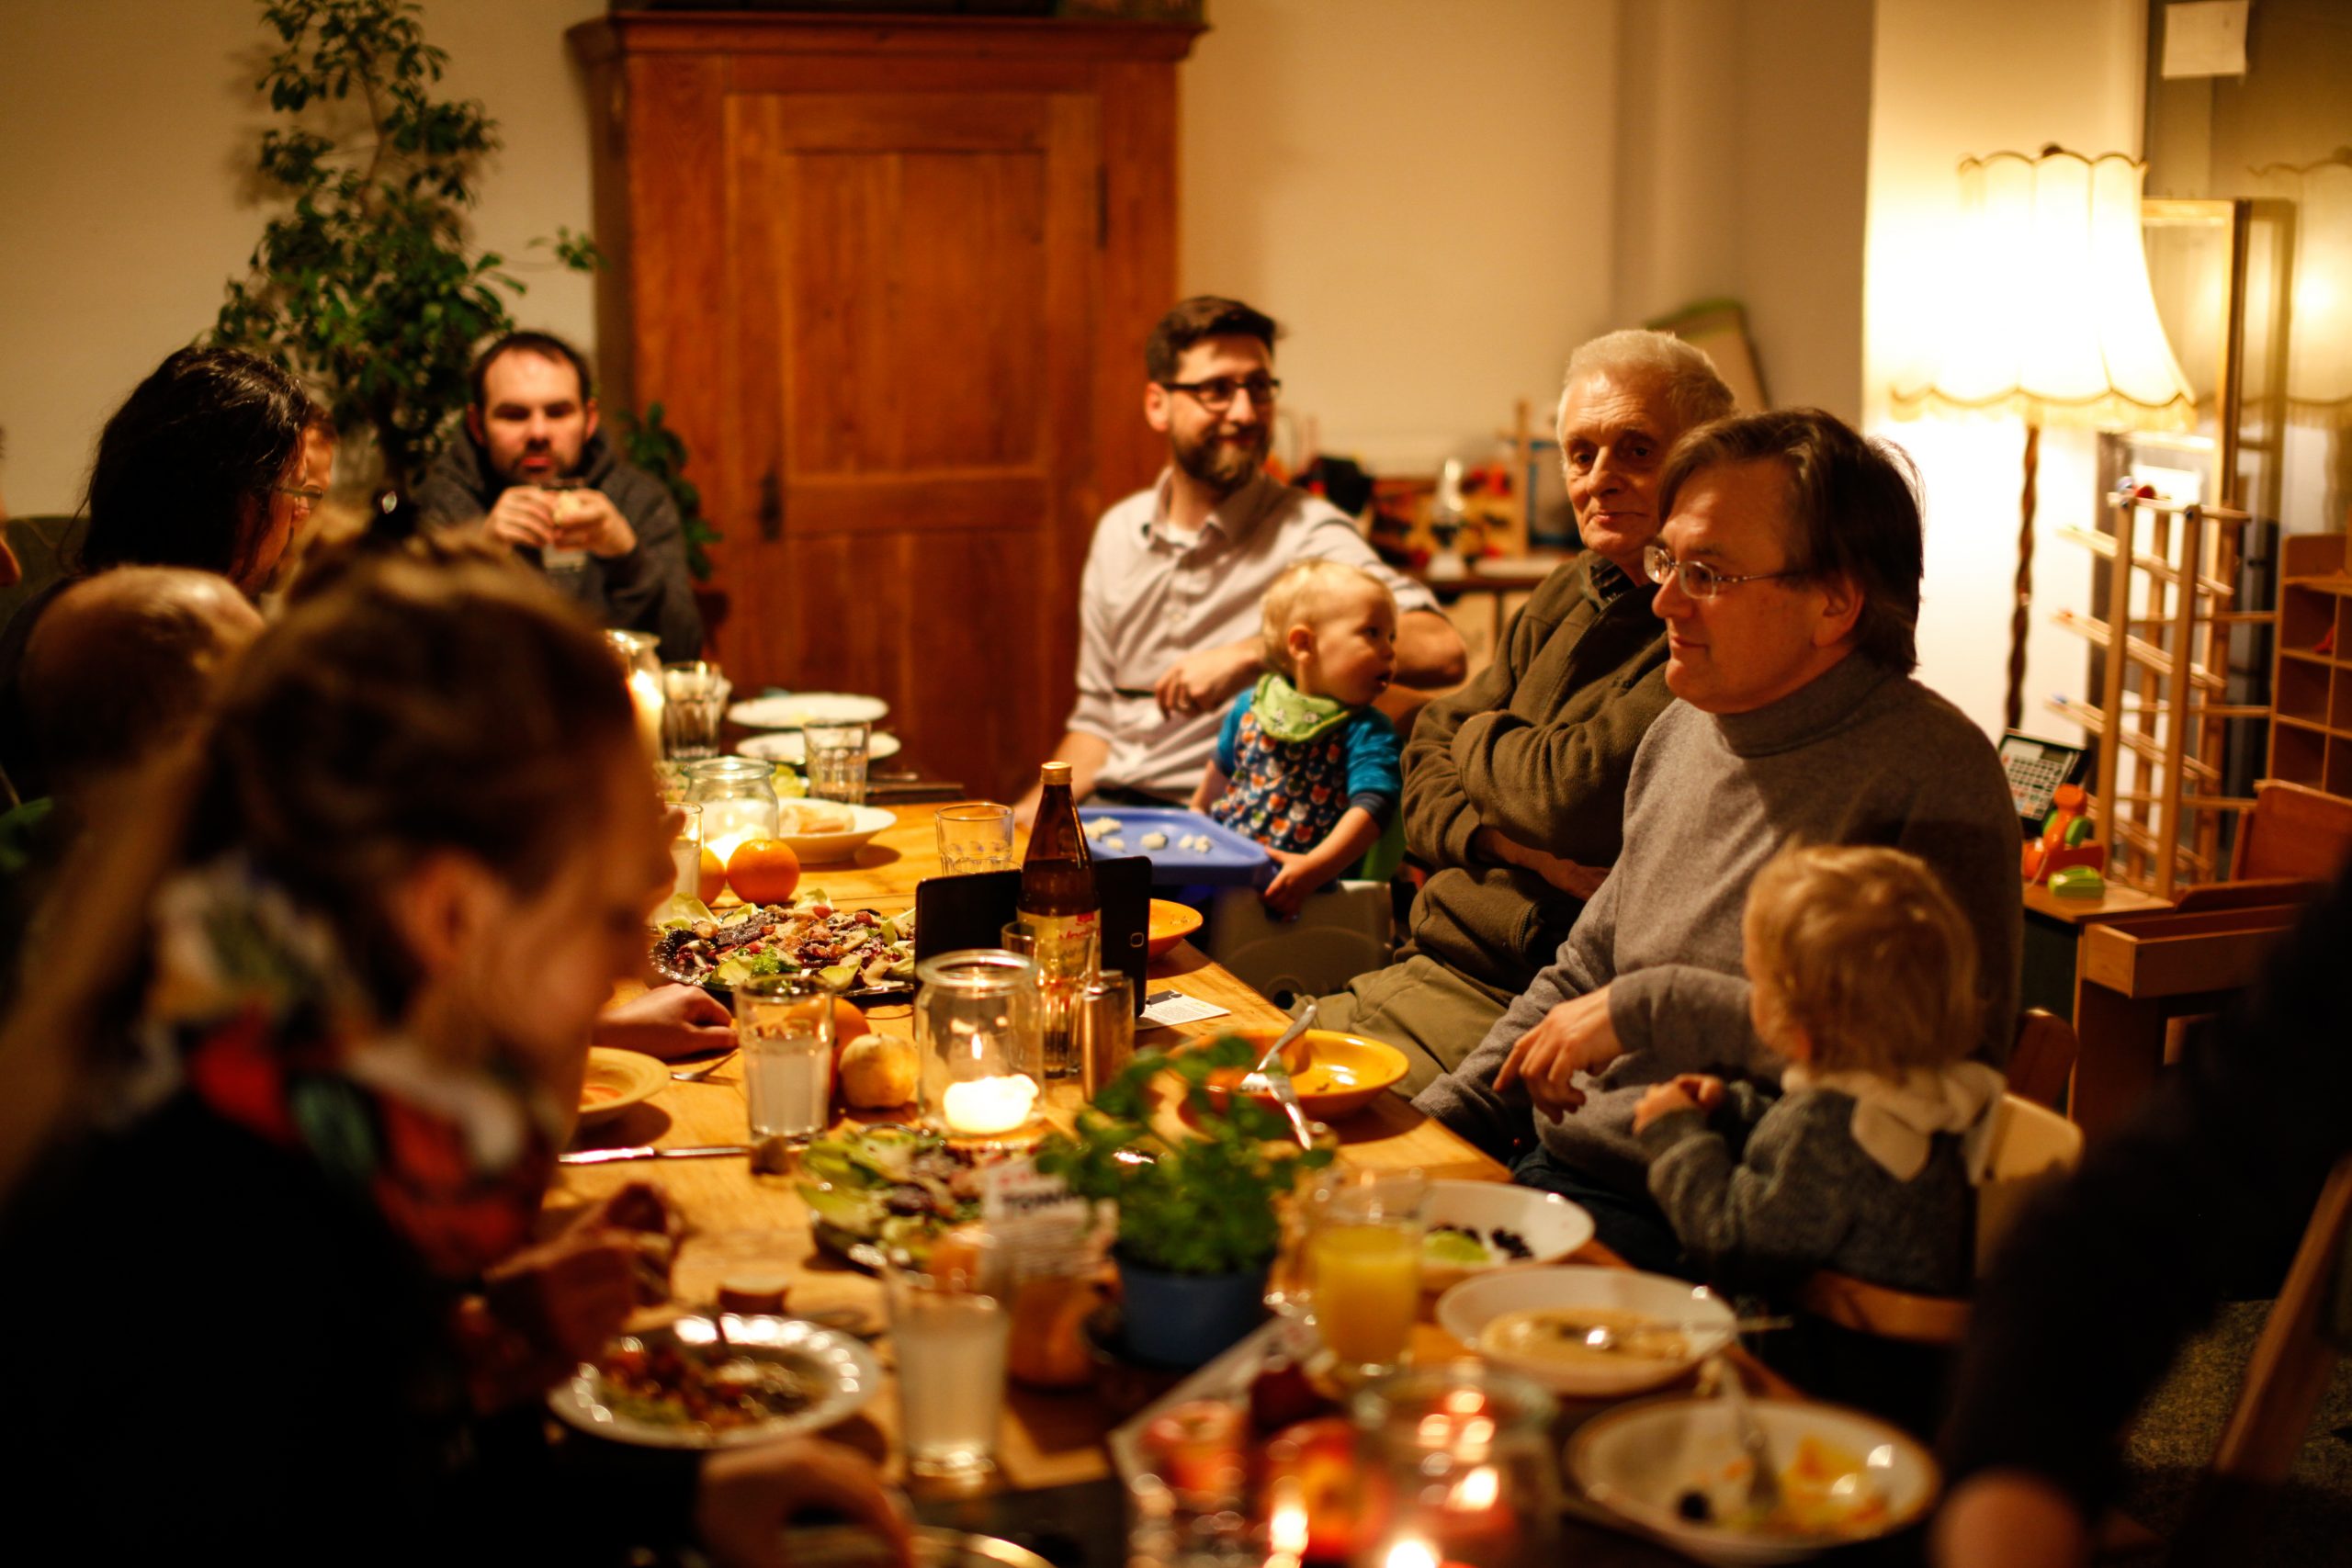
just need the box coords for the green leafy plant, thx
[1035,1036,1333,1276]
[618,402,722,583]
[210,0,599,490]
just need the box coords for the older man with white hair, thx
[1312,330,1736,1094]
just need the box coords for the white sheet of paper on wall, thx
[2162,1,2248,79]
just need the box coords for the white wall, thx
[0,0,601,516]
[1182,0,1875,471]
[1864,0,2149,741]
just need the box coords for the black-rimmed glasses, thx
[1159,374,1281,412]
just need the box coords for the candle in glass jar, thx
[626,667,666,757]
[940,1074,1038,1136]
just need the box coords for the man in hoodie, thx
[415,332,702,661]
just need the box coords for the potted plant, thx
[1035,1035,1332,1369]
[210,0,600,491]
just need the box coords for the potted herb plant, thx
[1035,1036,1332,1369]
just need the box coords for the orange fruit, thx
[697,847,728,904]
[823,996,870,1050]
[727,837,803,905]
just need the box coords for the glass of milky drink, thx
[734,974,836,1143]
[884,1230,1011,1480]
[537,476,593,569]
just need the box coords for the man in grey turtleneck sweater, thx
[1413,409,2020,1272]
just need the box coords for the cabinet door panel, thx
[727,89,1097,799]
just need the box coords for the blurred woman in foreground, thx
[0,558,906,1567]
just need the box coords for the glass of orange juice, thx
[1306,1169,1429,1382]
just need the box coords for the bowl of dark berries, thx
[1419,1179,1597,1292]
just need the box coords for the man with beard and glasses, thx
[414,332,703,661]
[1019,297,1464,826]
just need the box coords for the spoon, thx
[1573,1314,1792,1354]
[1239,1000,1317,1093]
[1713,1354,1784,1516]
[670,1049,739,1083]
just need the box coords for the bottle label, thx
[1023,908,1099,981]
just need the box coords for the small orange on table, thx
[697,846,729,904]
[726,837,802,905]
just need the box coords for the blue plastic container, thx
[1078,807,1273,888]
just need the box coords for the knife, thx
[560,1143,751,1166]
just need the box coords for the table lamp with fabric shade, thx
[1894,146,2197,730]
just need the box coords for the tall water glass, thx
[735,974,835,1142]
[933,803,1016,874]
[662,661,730,761]
[670,803,703,897]
[883,1235,1010,1480]
[803,719,870,805]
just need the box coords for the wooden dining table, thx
[560,805,1848,1563]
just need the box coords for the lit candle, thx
[940,1073,1039,1136]
[627,666,666,757]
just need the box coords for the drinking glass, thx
[1351,1366,1562,1568]
[537,476,591,569]
[883,1234,1011,1480]
[1002,919,1098,1081]
[1306,1169,1429,1381]
[803,719,870,805]
[933,803,1016,874]
[669,803,703,897]
[662,661,730,761]
[735,974,835,1143]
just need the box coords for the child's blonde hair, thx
[1741,844,1979,1076]
[1258,558,1395,679]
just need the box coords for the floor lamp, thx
[1894,147,2197,732]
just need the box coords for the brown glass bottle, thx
[1019,761,1099,981]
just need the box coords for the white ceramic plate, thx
[728,693,890,729]
[576,1046,667,1127]
[776,804,897,864]
[735,730,904,765]
[550,1314,878,1450]
[1567,1396,1939,1565]
[1419,1179,1596,1292]
[1436,1264,1735,1396]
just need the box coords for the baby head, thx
[1741,844,1979,1077]
[1258,558,1397,706]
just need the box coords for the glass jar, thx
[686,756,781,864]
[605,629,666,759]
[1349,1365,1561,1568]
[915,948,1044,1139]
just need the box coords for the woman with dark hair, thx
[0,346,326,799]
[81,345,322,591]
[0,558,908,1568]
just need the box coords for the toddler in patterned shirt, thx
[1189,559,1404,915]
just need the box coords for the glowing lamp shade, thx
[1892,147,2195,731]
[1896,150,2194,429]
[2255,154,2352,417]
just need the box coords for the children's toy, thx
[2022,783,2107,886]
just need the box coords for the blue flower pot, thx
[1114,1252,1270,1370]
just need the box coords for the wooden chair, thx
[2006,1007,2080,1113]
[2171,778,2352,915]
[1793,1094,2086,1347]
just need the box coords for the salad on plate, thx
[653,890,915,996]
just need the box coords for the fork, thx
[669,1049,739,1083]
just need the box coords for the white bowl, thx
[1419,1179,1596,1292]
[728,692,889,729]
[1435,1265,1734,1396]
[777,804,896,864]
[736,730,903,765]
[1567,1396,1939,1565]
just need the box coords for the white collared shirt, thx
[1067,469,1438,798]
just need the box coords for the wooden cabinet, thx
[2271,535,2352,796]
[571,15,1200,798]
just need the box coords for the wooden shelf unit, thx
[2049,491,2262,898]
[2269,535,2352,798]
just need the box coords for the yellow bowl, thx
[1210,1028,1409,1122]
[577,1045,668,1126]
[1146,898,1204,957]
